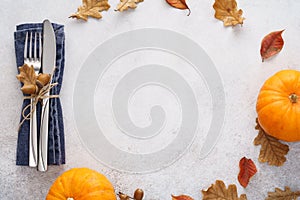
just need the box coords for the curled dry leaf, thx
[266,187,300,200]
[16,64,37,95]
[260,30,284,62]
[70,0,110,21]
[171,194,194,200]
[213,0,245,26]
[202,180,247,200]
[115,0,143,12]
[166,0,191,16]
[238,157,257,188]
[254,119,289,166]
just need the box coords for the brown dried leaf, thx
[266,187,300,200]
[70,0,110,21]
[260,30,284,62]
[16,64,37,94]
[166,0,191,16]
[213,0,245,26]
[202,180,247,200]
[172,194,194,200]
[115,0,143,12]
[238,157,257,188]
[254,119,289,166]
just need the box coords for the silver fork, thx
[24,32,42,167]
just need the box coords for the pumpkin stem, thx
[67,198,74,200]
[289,93,298,103]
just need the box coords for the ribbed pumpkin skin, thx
[256,69,300,142]
[46,168,117,200]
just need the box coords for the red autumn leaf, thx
[172,194,194,200]
[166,0,191,16]
[260,30,284,62]
[238,157,257,188]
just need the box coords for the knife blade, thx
[38,19,56,172]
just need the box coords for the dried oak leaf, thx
[172,194,194,200]
[16,64,37,94]
[70,0,110,21]
[266,187,300,200]
[202,180,247,200]
[166,0,191,16]
[115,0,143,12]
[238,157,257,188]
[213,0,245,26]
[260,30,284,62]
[254,119,289,166]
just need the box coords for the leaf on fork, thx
[260,30,284,62]
[202,180,247,200]
[238,157,257,188]
[254,119,289,166]
[70,0,110,21]
[213,0,245,26]
[266,187,300,200]
[115,0,144,12]
[16,64,37,94]
[166,0,191,16]
[172,194,194,200]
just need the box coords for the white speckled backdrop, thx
[1,0,300,199]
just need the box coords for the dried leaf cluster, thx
[16,64,50,95]
[254,119,289,166]
[70,0,144,21]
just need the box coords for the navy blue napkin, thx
[14,23,65,165]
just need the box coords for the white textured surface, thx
[0,0,300,199]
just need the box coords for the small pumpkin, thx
[46,168,117,200]
[256,69,300,142]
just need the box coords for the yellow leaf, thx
[254,119,289,166]
[213,0,245,26]
[70,0,110,21]
[202,180,247,200]
[115,0,144,12]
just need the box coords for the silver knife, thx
[38,19,56,172]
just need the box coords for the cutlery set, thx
[25,20,56,172]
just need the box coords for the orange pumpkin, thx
[46,168,116,200]
[256,69,300,142]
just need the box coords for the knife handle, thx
[29,98,38,167]
[38,93,50,172]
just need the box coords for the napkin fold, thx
[14,23,65,166]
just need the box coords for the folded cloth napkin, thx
[14,23,65,165]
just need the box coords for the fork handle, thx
[29,98,38,167]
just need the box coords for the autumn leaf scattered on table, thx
[254,119,289,166]
[266,187,300,200]
[166,0,191,16]
[70,0,110,21]
[260,30,285,62]
[202,180,247,200]
[16,64,37,94]
[213,0,245,26]
[172,194,194,200]
[238,157,257,188]
[115,0,143,11]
